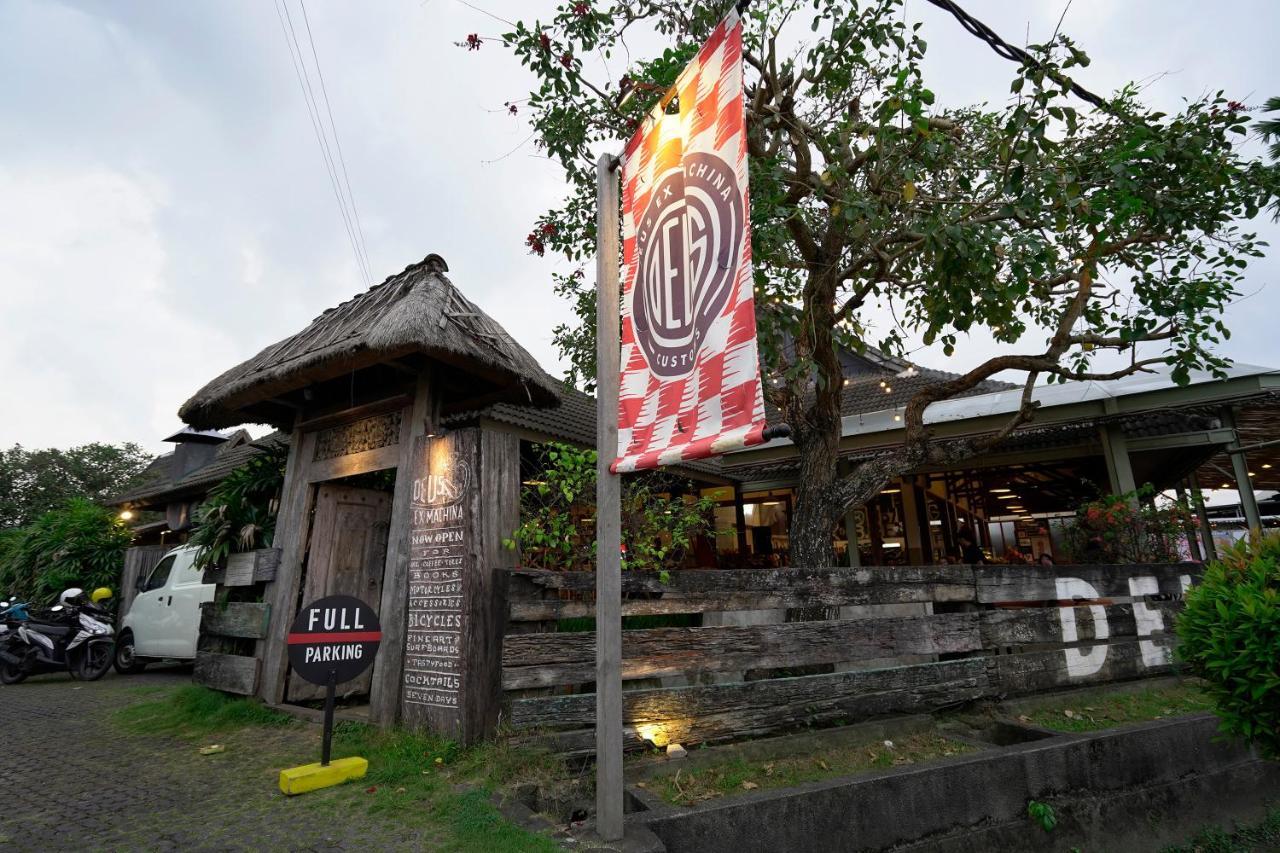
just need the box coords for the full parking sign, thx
[286,595,382,686]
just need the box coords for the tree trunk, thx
[788,426,843,568]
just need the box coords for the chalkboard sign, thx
[397,427,517,744]
[403,436,472,712]
[287,595,382,685]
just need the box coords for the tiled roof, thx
[113,433,288,506]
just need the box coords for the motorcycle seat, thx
[22,621,74,637]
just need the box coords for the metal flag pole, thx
[594,150,624,842]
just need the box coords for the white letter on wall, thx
[1056,577,1110,678]
[1128,575,1172,668]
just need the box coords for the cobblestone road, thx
[0,670,439,852]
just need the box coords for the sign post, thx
[594,9,772,842]
[279,595,382,795]
[594,151,624,842]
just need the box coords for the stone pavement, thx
[0,670,440,852]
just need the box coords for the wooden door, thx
[288,484,392,702]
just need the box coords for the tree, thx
[187,444,288,571]
[1257,95,1280,219]
[0,499,133,603]
[0,442,155,529]
[488,0,1277,565]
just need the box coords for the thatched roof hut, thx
[180,254,560,429]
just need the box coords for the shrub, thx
[506,442,713,573]
[1176,534,1280,757]
[0,498,133,603]
[1063,487,1194,563]
[187,444,287,570]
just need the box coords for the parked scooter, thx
[0,587,115,684]
[0,596,31,623]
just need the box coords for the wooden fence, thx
[501,563,1197,751]
[193,548,280,696]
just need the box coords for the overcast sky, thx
[1,0,1277,455]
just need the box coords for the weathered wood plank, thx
[503,613,983,690]
[508,727,647,759]
[508,658,992,745]
[978,600,1183,647]
[501,601,1184,690]
[975,563,1197,603]
[991,635,1178,695]
[398,427,516,746]
[223,548,281,586]
[194,651,260,696]
[200,602,272,640]
[508,565,977,621]
[259,426,312,705]
[508,564,1199,621]
[369,396,425,727]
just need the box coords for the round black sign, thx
[286,595,382,686]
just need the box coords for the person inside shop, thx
[956,526,986,564]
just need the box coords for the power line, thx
[279,0,371,285]
[921,0,1112,113]
[273,0,372,286]
[299,0,373,282]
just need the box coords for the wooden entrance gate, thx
[287,484,392,702]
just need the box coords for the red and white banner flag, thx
[613,10,767,473]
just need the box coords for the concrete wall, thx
[638,714,1280,853]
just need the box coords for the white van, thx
[114,544,216,673]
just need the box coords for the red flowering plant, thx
[1063,486,1195,563]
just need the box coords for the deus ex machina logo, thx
[633,152,744,378]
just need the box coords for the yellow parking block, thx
[278,756,369,795]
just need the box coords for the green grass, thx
[645,732,975,806]
[1021,683,1214,733]
[322,721,563,852]
[114,684,294,736]
[114,687,562,852]
[1161,807,1280,852]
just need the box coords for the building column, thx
[1222,407,1262,534]
[843,510,861,567]
[1174,483,1203,562]
[899,479,927,565]
[733,487,749,558]
[1188,472,1218,563]
[1099,424,1138,503]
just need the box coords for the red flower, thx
[1227,100,1245,112]
[464,33,482,51]
[504,101,518,116]
[560,51,573,69]
[573,2,591,16]
[539,32,551,52]
[540,222,557,236]
[525,231,546,256]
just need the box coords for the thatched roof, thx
[179,254,560,429]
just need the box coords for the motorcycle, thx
[0,587,115,684]
[1,596,31,623]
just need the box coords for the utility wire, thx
[299,0,374,282]
[921,0,1111,113]
[273,0,372,286]
[280,0,371,285]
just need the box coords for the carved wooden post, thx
[398,426,517,744]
